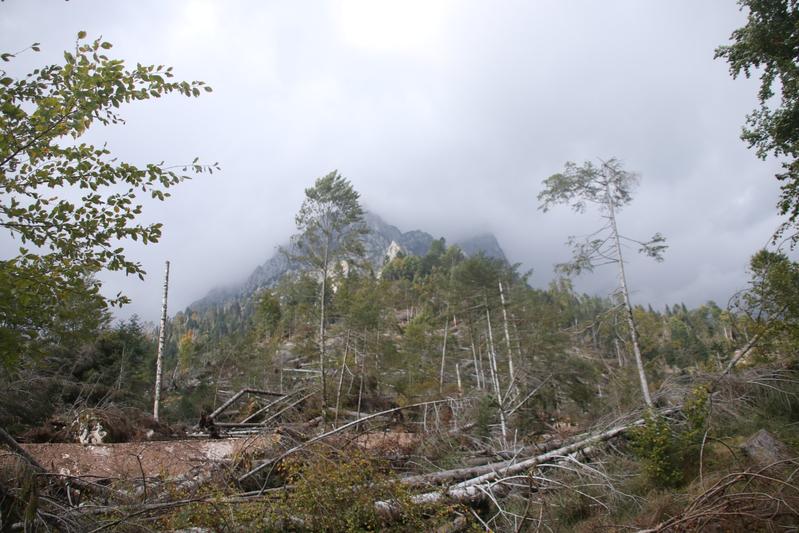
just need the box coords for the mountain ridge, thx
[188,213,507,311]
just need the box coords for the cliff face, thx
[189,213,507,310]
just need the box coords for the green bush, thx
[629,386,709,488]
[630,411,682,488]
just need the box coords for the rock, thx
[740,429,792,466]
[187,211,508,311]
[384,240,404,263]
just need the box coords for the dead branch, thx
[237,398,472,483]
[384,409,676,508]
[209,388,285,420]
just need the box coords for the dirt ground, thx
[18,434,280,479]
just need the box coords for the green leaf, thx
[77,30,87,39]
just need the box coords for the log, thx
[260,392,315,425]
[243,388,286,397]
[400,435,573,488]
[209,389,248,420]
[240,388,306,424]
[275,425,309,442]
[209,388,285,420]
[389,410,677,508]
[215,422,270,428]
[238,398,468,483]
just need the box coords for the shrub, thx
[630,410,682,488]
[629,386,710,488]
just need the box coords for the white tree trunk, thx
[153,260,170,422]
[319,244,330,421]
[334,331,350,428]
[439,314,449,394]
[606,182,653,407]
[485,306,508,442]
[498,281,515,386]
[470,336,482,390]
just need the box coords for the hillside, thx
[189,211,508,311]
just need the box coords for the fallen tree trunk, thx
[240,389,305,424]
[238,398,470,483]
[389,409,677,508]
[209,388,285,420]
[400,433,574,488]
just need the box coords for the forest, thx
[2,1,799,532]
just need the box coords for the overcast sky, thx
[1,1,793,321]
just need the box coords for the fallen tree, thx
[237,398,473,483]
[379,408,678,509]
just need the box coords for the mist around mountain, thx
[190,212,507,312]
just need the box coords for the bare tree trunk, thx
[153,260,169,422]
[470,336,481,390]
[334,331,350,428]
[485,306,508,442]
[511,313,523,363]
[456,363,462,394]
[613,312,625,367]
[439,313,449,394]
[498,281,515,385]
[477,340,487,392]
[392,418,649,505]
[356,345,365,422]
[279,345,284,394]
[319,246,329,422]
[606,182,653,408]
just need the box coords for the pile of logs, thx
[196,388,309,437]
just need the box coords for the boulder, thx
[740,429,792,467]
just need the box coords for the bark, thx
[399,432,573,488]
[153,261,170,422]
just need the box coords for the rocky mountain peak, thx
[189,212,508,310]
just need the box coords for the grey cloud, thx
[1,0,795,321]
